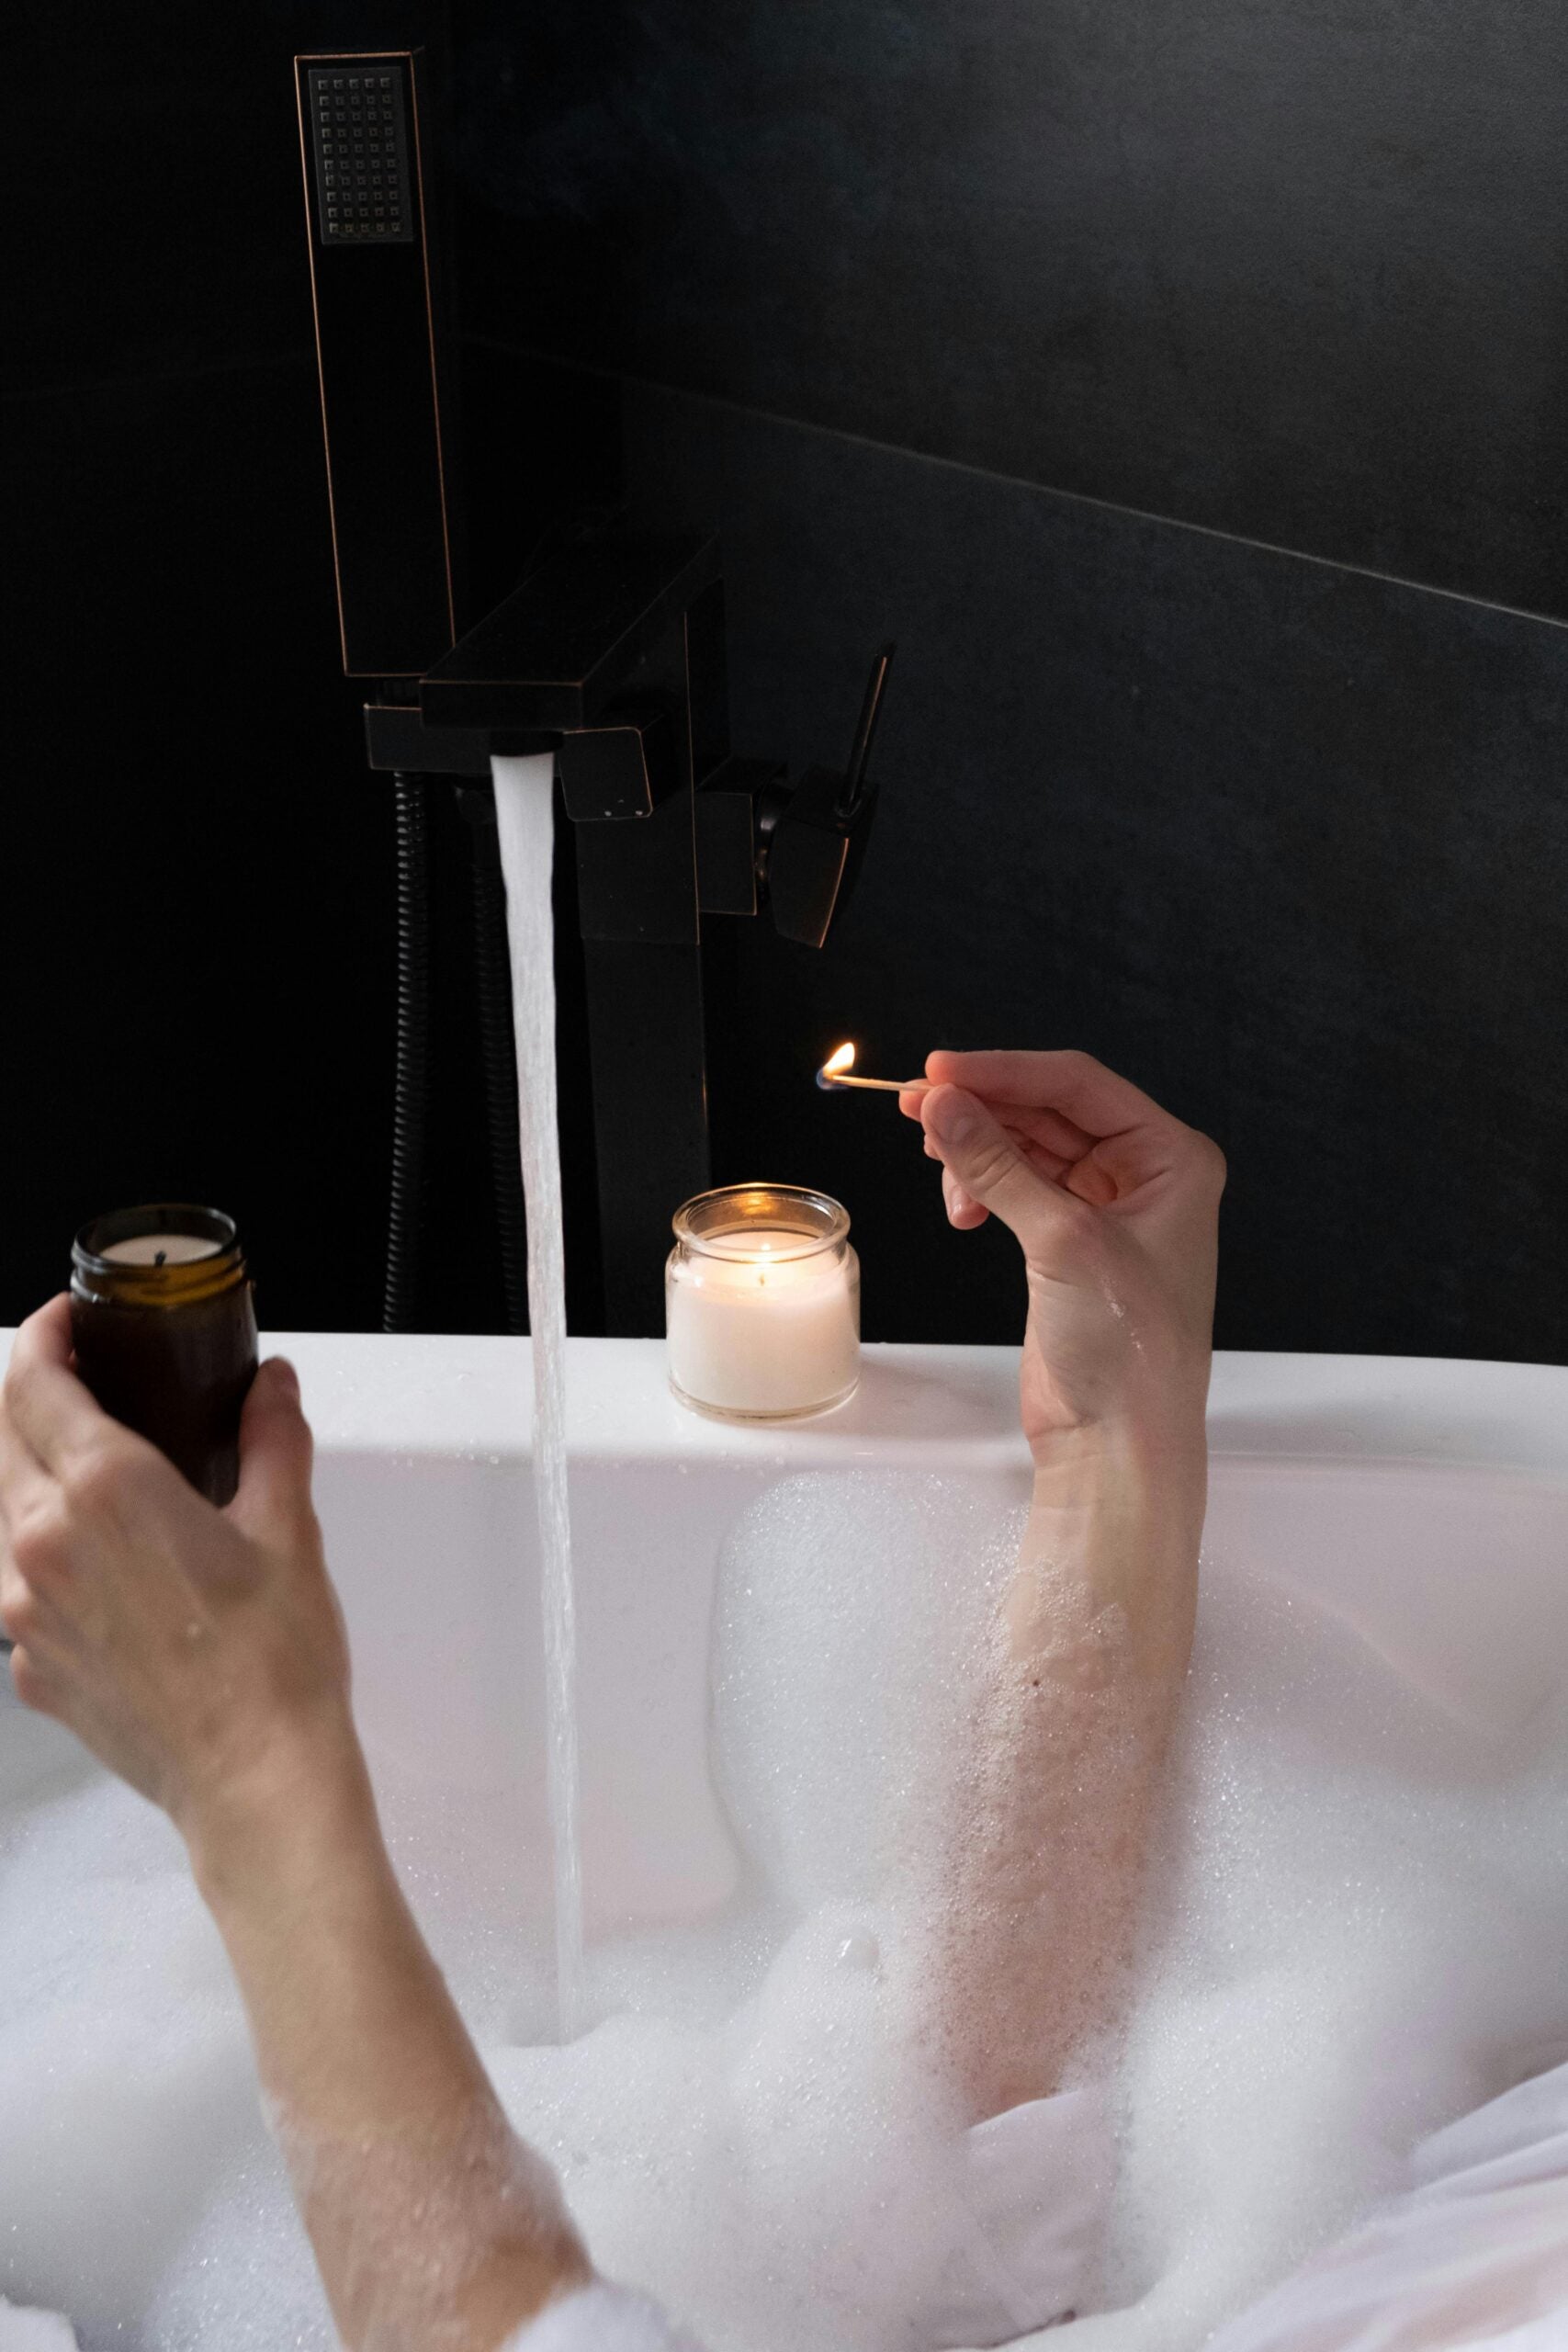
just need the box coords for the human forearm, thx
[936,1417,1204,2120]
[899,1056,1221,2123]
[1010,1410,1205,1680]
[0,1319,590,2348]
[187,1731,589,2351]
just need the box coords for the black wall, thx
[6,4,1565,1360]
[7,6,398,1332]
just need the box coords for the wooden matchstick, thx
[816,1069,929,1092]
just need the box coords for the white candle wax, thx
[667,1227,859,1419]
[97,1233,222,1265]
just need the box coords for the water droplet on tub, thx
[836,1930,880,1973]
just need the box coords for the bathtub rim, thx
[1,1333,1560,1478]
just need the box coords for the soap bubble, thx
[1079,1555,1568,2346]
[0,2303,79,2350]
[709,1472,1025,1912]
[2,1470,1566,2349]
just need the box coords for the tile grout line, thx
[466,333,1568,641]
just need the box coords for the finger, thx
[1060,1142,1124,1209]
[9,1642,62,1720]
[229,1358,316,1544]
[0,1467,72,1648]
[0,1553,67,1652]
[1010,1129,1073,1186]
[921,1086,1086,1257]
[931,1113,1069,1185]
[924,1049,1171,1142]
[3,1298,114,1479]
[0,1406,54,1532]
[0,1424,64,1663]
[942,1167,990,1230]
[919,1061,1095,1159]
[994,1102,1099,1163]
[0,1542,26,1636]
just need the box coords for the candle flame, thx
[822,1042,856,1079]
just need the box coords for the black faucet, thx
[294,49,889,1335]
[365,533,891,1332]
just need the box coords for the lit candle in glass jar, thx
[666,1185,860,1421]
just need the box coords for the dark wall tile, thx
[456,0,1568,618]
[4,344,627,1337]
[17,9,1564,1359]
[1,363,394,1329]
[624,381,1568,1361]
[9,1,447,398]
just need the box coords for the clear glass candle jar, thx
[666,1184,860,1421]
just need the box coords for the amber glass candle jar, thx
[70,1205,258,1506]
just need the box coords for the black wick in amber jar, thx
[69,1205,258,1507]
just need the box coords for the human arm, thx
[901,1051,1223,2118]
[0,1300,589,2350]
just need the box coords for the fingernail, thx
[930,1091,977,1147]
[271,1359,300,1400]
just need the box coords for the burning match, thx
[815,1042,928,1093]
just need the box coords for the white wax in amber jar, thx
[667,1224,860,1419]
[97,1233,223,1265]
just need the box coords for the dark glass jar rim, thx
[672,1182,850,1264]
[73,1204,245,1307]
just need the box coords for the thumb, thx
[230,1357,316,1541]
[921,1085,1082,1259]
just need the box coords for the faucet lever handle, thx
[765,640,897,949]
[835,642,896,823]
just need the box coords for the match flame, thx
[822,1042,856,1079]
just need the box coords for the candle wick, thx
[154,1250,167,1268]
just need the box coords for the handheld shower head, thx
[294,49,459,678]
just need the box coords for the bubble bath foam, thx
[0,1352,1564,2349]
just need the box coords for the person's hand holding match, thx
[899,1047,1223,1459]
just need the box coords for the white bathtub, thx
[243,1339,1568,1952]
[4,1331,1565,1950]
[3,1336,1568,2342]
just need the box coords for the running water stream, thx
[491,752,584,2041]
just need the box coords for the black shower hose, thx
[384,770,430,1335]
